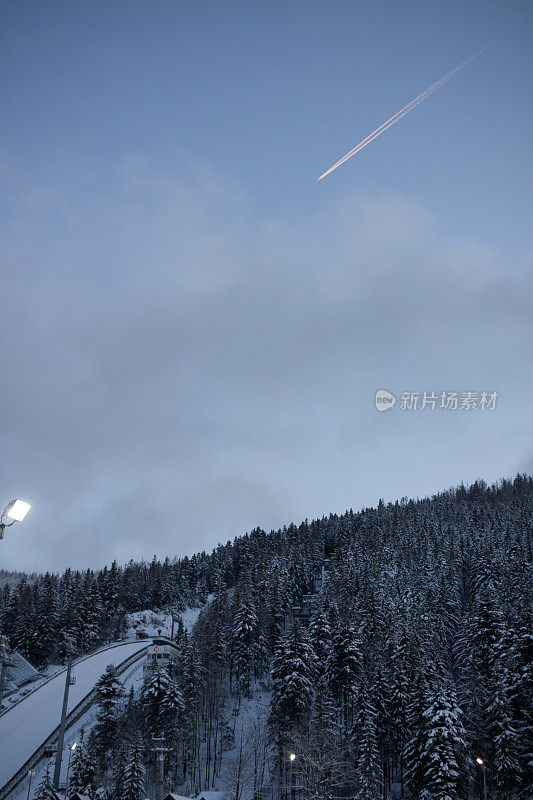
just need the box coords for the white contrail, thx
[316,36,503,181]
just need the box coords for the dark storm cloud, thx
[1,156,531,571]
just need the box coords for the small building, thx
[143,637,180,674]
[163,793,193,800]
[3,650,41,695]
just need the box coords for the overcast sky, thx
[1,0,531,572]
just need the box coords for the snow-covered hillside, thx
[1,478,530,800]
[124,603,205,639]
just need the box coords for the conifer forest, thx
[1,476,531,800]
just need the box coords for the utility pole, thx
[53,640,76,789]
[0,635,14,710]
[152,736,172,800]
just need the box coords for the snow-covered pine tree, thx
[89,665,125,767]
[70,744,98,799]
[308,603,332,671]
[111,747,127,800]
[420,684,466,800]
[373,661,393,796]
[141,665,171,733]
[270,623,315,731]
[327,623,362,729]
[161,678,185,736]
[404,671,431,800]
[123,745,146,800]
[390,629,410,794]
[232,594,258,696]
[74,572,103,652]
[34,765,56,800]
[488,672,522,800]
[12,600,37,663]
[350,676,382,800]
[33,573,59,666]
[312,674,337,738]
[269,623,315,778]
[180,640,207,789]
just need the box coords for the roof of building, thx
[195,792,225,800]
[5,650,41,688]
[163,793,193,800]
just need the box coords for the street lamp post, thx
[476,758,487,800]
[0,499,31,539]
[65,742,77,799]
[25,769,35,800]
[288,753,296,800]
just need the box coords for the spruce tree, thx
[327,623,362,729]
[308,604,332,670]
[123,745,146,800]
[489,676,522,800]
[353,688,381,800]
[232,595,258,695]
[269,623,315,772]
[141,666,171,733]
[421,685,466,800]
[88,664,125,772]
[404,671,431,799]
[70,744,98,799]
[161,678,185,736]
[34,765,56,800]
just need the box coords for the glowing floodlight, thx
[4,499,31,522]
[476,757,484,766]
[0,499,31,539]
[289,753,296,762]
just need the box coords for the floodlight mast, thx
[0,499,31,539]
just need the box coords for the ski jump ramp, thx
[0,640,148,798]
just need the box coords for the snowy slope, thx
[0,641,147,790]
[124,602,208,639]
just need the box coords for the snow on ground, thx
[124,600,209,640]
[0,641,148,792]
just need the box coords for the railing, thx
[0,643,148,800]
